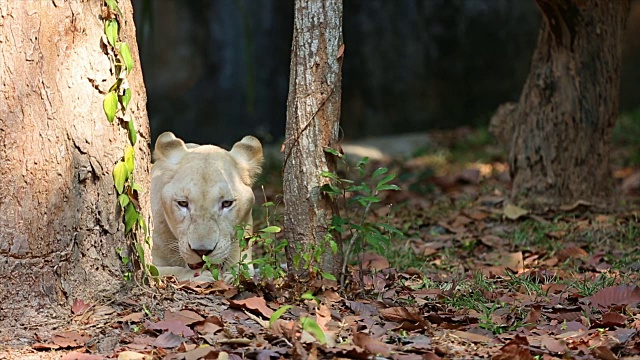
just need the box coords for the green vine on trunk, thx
[101,0,157,280]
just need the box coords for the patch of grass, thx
[504,270,551,297]
[385,244,432,272]
[444,272,494,310]
[563,273,618,297]
[442,273,530,335]
[509,219,566,254]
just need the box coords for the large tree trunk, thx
[283,0,343,279]
[490,0,630,209]
[0,0,151,335]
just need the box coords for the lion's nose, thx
[191,248,212,257]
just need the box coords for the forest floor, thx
[2,120,640,360]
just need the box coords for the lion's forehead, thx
[165,154,251,204]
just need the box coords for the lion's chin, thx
[188,261,205,270]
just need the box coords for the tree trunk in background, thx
[283,0,343,279]
[0,0,151,337]
[491,0,630,209]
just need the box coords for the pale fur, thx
[151,132,263,282]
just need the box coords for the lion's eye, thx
[221,200,234,209]
[176,200,189,208]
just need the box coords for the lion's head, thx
[150,132,263,271]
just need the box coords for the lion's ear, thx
[154,132,188,165]
[230,136,263,186]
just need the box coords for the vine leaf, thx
[113,161,129,194]
[137,216,148,236]
[124,203,138,233]
[118,193,130,208]
[120,87,132,111]
[124,145,135,174]
[103,91,118,123]
[104,0,123,17]
[104,19,118,48]
[131,182,144,193]
[127,120,137,145]
[119,43,134,74]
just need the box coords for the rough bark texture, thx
[491,0,630,209]
[0,0,151,337]
[283,0,343,277]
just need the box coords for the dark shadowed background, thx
[132,0,640,146]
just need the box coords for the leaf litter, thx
[3,128,640,359]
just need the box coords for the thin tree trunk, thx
[490,0,630,209]
[0,0,151,336]
[283,0,343,278]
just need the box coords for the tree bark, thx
[0,0,151,334]
[283,0,343,278]
[491,0,630,209]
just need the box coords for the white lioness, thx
[150,132,263,282]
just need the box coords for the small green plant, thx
[239,224,288,282]
[202,255,222,281]
[320,153,404,284]
[291,232,339,282]
[207,216,288,285]
[218,152,403,286]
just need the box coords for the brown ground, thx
[2,127,640,359]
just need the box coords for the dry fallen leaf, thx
[501,251,524,273]
[601,311,627,327]
[270,319,296,338]
[353,332,391,357]
[610,328,636,344]
[228,296,274,318]
[183,345,218,360]
[117,351,150,360]
[450,330,494,344]
[379,306,429,330]
[145,320,195,337]
[591,346,618,360]
[60,351,104,360]
[164,309,204,326]
[493,335,533,360]
[316,304,331,332]
[72,299,91,315]
[523,304,542,325]
[541,337,567,354]
[195,316,224,336]
[152,332,185,348]
[503,204,529,220]
[51,331,91,348]
[556,245,588,262]
[590,285,640,310]
[360,251,390,270]
[118,312,144,323]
